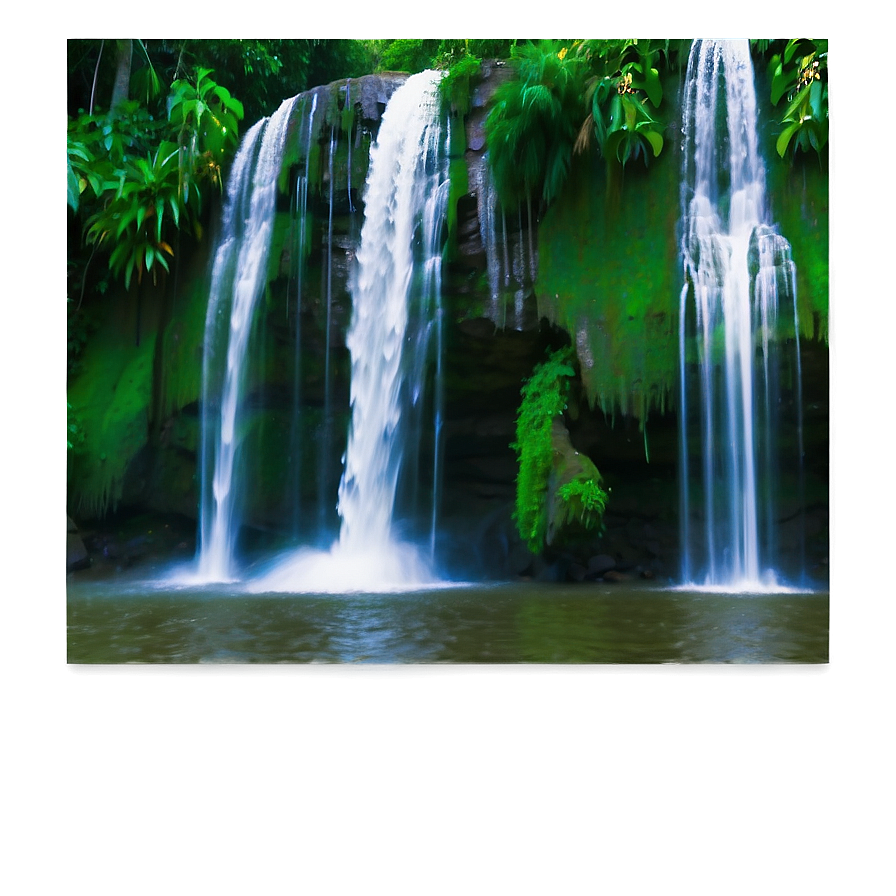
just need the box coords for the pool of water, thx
[66,573,829,664]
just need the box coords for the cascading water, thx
[475,155,534,331]
[195,96,297,582]
[251,69,449,592]
[678,39,804,590]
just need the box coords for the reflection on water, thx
[67,575,829,664]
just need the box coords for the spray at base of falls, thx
[678,39,805,591]
[251,70,450,593]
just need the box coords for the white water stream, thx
[678,39,803,589]
[195,97,297,582]
[251,70,449,592]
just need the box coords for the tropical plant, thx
[83,141,183,290]
[767,39,828,159]
[167,66,244,197]
[575,39,666,169]
[69,66,244,293]
[485,41,586,210]
[438,51,482,116]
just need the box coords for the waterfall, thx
[336,69,448,572]
[678,39,804,589]
[195,97,297,582]
[250,69,449,592]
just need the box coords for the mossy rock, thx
[535,143,681,429]
[546,418,605,550]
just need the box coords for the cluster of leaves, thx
[575,40,666,169]
[485,41,586,210]
[484,40,673,214]
[766,39,828,159]
[68,65,244,291]
[367,39,517,76]
[512,346,577,553]
[438,52,483,116]
[556,477,608,533]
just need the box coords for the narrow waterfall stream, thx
[195,97,297,582]
[678,39,805,590]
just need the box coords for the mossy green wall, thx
[535,72,829,428]
[536,146,682,428]
[67,307,157,519]
[67,249,212,520]
[766,153,829,341]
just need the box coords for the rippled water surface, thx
[67,574,829,664]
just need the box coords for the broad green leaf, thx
[809,78,825,119]
[776,120,802,157]
[623,95,638,130]
[642,128,664,157]
[227,97,244,120]
[807,125,819,151]
[608,94,622,129]
[770,64,789,105]
[641,67,662,107]
[115,207,138,239]
[782,89,808,121]
[783,39,802,64]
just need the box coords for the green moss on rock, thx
[766,153,829,342]
[536,148,681,428]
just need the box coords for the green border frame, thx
[0,0,896,896]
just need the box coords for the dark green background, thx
[0,0,896,894]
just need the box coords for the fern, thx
[484,41,586,210]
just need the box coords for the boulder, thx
[587,553,616,576]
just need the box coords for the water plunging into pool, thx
[678,39,805,591]
[195,97,297,583]
[193,71,449,591]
